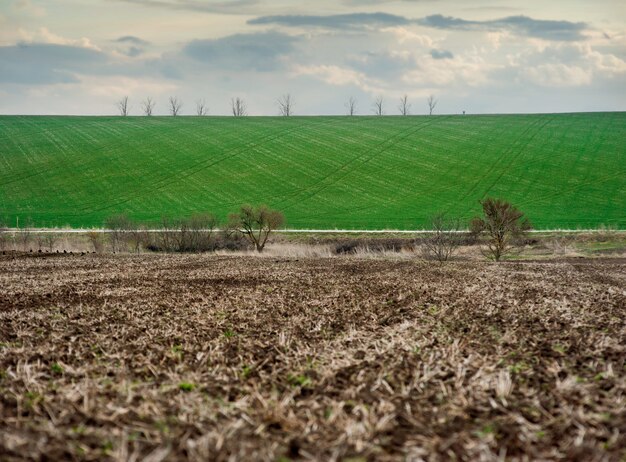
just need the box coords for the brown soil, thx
[1,254,624,461]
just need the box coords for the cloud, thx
[18,27,100,50]
[0,43,104,84]
[523,63,592,87]
[419,15,588,41]
[113,0,259,14]
[11,0,45,17]
[248,12,411,29]
[114,36,149,57]
[347,50,415,79]
[115,36,150,46]
[250,12,589,41]
[292,64,369,87]
[515,43,626,87]
[430,49,453,60]
[183,31,298,71]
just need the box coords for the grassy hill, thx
[0,113,624,229]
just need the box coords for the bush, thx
[471,198,531,261]
[227,205,284,253]
[422,213,463,263]
[105,214,132,252]
[152,213,220,253]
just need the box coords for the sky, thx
[0,0,625,115]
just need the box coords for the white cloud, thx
[12,0,45,17]
[514,42,626,87]
[523,63,593,87]
[292,64,370,87]
[77,75,178,98]
[18,27,101,50]
[380,26,434,47]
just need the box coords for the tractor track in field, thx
[77,119,338,215]
[274,116,452,212]
[444,115,552,214]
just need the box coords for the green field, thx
[0,113,624,229]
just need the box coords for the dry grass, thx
[1,253,625,461]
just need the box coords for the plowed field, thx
[1,254,625,461]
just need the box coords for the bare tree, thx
[0,216,8,251]
[87,231,104,253]
[346,96,357,116]
[398,94,411,116]
[105,214,132,253]
[142,97,156,116]
[427,94,437,115]
[43,233,58,252]
[277,94,294,116]
[157,216,176,252]
[373,96,384,116]
[185,213,219,252]
[228,204,285,253]
[470,198,532,261]
[17,218,34,251]
[169,96,183,116]
[422,213,462,263]
[117,96,129,116]
[196,99,208,116]
[231,97,247,117]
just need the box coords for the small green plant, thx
[287,374,311,388]
[475,423,496,438]
[223,329,236,338]
[101,441,114,455]
[178,382,196,392]
[71,425,87,435]
[508,362,528,374]
[241,364,252,378]
[171,344,183,354]
[24,391,43,409]
[51,363,63,374]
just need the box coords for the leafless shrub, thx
[398,94,411,116]
[334,238,409,255]
[141,97,156,116]
[231,97,247,117]
[422,213,463,263]
[105,214,132,252]
[43,233,59,252]
[546,234,576,256]
[186,213,219,252]
[228,204,285,252]
[277,94,294,116]
[169,96,183,116]
[156,216,177,252]
[373,96,384,116]
[148,214,220,252]
[17,218,34,251]
[346,96,357,116]
[196,99,208,116]
[127,221,149,254]
[0,217,9,251]
[596,223,618,241]
[427,94,437,115]
[87,231,105,253]
[117,96,129,116]
[471,198,532,261]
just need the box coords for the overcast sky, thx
[1,0,625,115]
